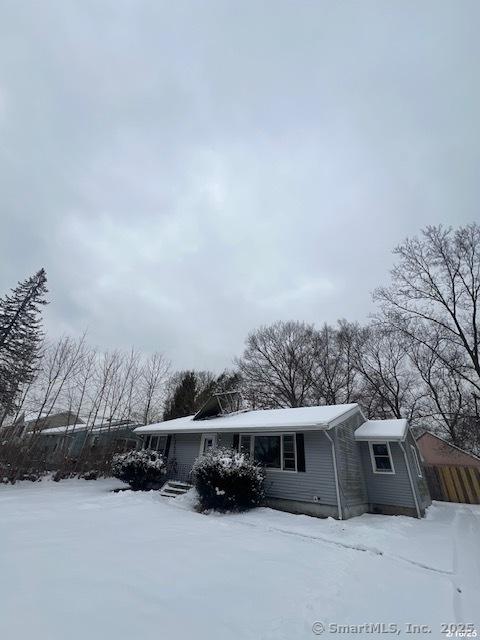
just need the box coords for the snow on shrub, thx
[192,447,265,512]
[111,449,166,490]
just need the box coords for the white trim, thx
[368,441,395,474]
[238,432,298,473]
[410,444,423,477]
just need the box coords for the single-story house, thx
[134,397,431,519]
[416,431,480,469]
[39,419,142,466]
[0,410,83,441]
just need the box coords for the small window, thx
[282,434,296,471]
[369,442,395,474]
[200,433,217,455]
[410,444,422,477]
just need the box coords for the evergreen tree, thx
[163,369,240,421]
[0,269,48,424]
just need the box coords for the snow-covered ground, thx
[0,480,479,640]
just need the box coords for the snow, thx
[135,403,359,434]
[41,421,135,435]
[40,422,90,435]
[354,418,409,441]
[1,480,479,640]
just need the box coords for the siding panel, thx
[360,441,416,508]
[169,430,337,505]
[334,413,368,507]
[169,433,202,480]
[263,431,337,505]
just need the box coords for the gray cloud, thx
[1,1,479,370]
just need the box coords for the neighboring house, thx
[416,431,480,469]
[39,419,142,466]
[0,410,83,441]
[135,396,431,519]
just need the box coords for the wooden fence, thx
[424,465,480,504]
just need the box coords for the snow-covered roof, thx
[134,404,360,435]
[41,422,138,436]
[354,419,409,442]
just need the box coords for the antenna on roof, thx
[193,390,245,421]
[215,390,244,415]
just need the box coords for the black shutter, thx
[164,435,172,459]
[233,433,239,451]
[296,433,306,472]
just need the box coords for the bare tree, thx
[237,321,316,408]
[354,326,422,421]
[408,330,480,448]
[27,333,87,434]
[136,352,170,425]
[375,224,480,392]
[311,321,363,405]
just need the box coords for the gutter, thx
[399,441,421,519]
[324,431,343,520]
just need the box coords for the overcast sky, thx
[0,1,479,371]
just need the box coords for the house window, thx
[254,435,281,468]
[282,434,296,471]
[199,433,217,455]
[369,442,395,474]
[410,444,423,477]
[144,435,167,453]
[239,433,297,471]
[239,434,252,455]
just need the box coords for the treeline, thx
[1,223,479,457]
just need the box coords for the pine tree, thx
[0,269,48,424]
[162,369,241,421]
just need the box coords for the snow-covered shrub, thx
[81,470,99,481]
[192,447,265,512]
[111,449,166,490]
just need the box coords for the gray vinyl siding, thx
[404,431,431,510]
[334,413,368,507]
[169,429,337,505]
[263,431,337,505]
[169,433,202,479]
[360,441,416,508]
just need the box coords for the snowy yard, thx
[1,480,479,640]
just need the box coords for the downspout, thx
[399,441,421,519]
[324,431,343,520]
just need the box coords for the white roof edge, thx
[134,422,331,435]
[354,434,407,442]
[134,404,361,435]
[354,418,409,442]
[327,404,362,429]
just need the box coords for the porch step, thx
[160,480,192,498]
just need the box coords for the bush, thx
[192,447,265,512]
[81,470,100,481]
[111,449,166,490]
